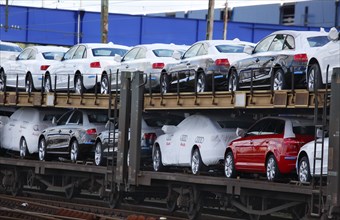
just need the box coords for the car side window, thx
[69,110,83,124]
[63,46,78,60]
[262,119,285,134]
[247,119,268,136]
[122,48,140,61]
[57,111,73,125]
[254,35,276,53]
[17,49,32,60]
[197,43,208,56]
[183,44,202,59]
[135,48,146,59]
[73,45,86,59]
[268,34,286,51]
[283,35,295,50]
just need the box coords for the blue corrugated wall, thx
[0,5,331,47]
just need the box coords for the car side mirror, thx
[54,54,63,61]
[105,120,116,129]
[162,125,177,134]
[328,27,339,41]
[114,54,122,62]
[9,55,17,60]
[236,127,245,137]
[243,45,254,55]
[316,128,325,138]
[172,51,182,60]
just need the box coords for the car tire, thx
[224,151,236,178]
[0,69,6,91]
[153,146,164,172]
[298,156,311,183]
[38,138,46,161]
[228,69,239,91]
[272,69,286,90]
[94,141,103,166]
[196,72,207,92]
[44,74,52,93]
[307,63,322,92]
[19,137,28,159]
[191,148,203,175]
[25,73,35,92]
[70,139,79,163]
[266,155,280,181]
[100,74,109,94]
[160,73,170,94]
[74,75,85,94]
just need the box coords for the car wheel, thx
[25,74,34,92]
[100,74,109,94]
[94,141,103,166]
[153,146,164,172]
[160,73,170,94]
[224,151,236,178]
[191,148,203,175]
[298,156,311,183]
[74,75,85,94]
[266,155,280,181]
[196,72,206,92]
[307,63,322,92]
[19,137,28,159]
[44,74,52,93]
[0,69,6,91]
[272,69,286,90]
[70,139,79,163]
[228,69,239,91]
[38,138,46,161]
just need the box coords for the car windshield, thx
[88,113,108,123]
[307,36,329,47]
[92,48,128,57]
[0,44,22,52]
[152,49,174,57]
[42,52,65,60]
[215,45,245,53]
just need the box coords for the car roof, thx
[0,40,22,47]
[270,30,329,38]
[78,43,130,50]
[134,43,188,50]
[28,45,68,53]
[260,116,314,126]
[195,39,255,47]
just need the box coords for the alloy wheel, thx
[94,142,102,166]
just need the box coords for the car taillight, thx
[215,58,230,66]
[293,54,308,62]
[90,62,101,68]
[152,63,165,69]
[144,133,157,146]
[40,65,50,70]
[284,138,300,152]
[86,128,97,135]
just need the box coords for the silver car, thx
[38,109,108,162]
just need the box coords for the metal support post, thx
[327,67,340,218]
[128,71,144,186]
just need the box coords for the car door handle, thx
[255,58,260,62]
[58,130,61,133]
[186,63,190,66]
[125,65,129,69]
[69,130,72,133]
[270,57,275,61]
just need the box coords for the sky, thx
[0,0,307,15]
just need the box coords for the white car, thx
[0,41,22,67]
[152,114,253,174]
[103,43,189,93]
[0,45,68,92]
[306,27,340,91]
[0,107,65,158]
[44,42,130,94]
[165,39,255,93]
[296,137,329,183]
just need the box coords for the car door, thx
[233,119,268,171]
[170,43,202,87]
[51,45,78,90]
[58,110,83,148]
[121,47,147,72]
[2,108,23,150]
[45,110,73,150]
[238,35,276,87]
[6,48,32,88]
[251,119,285,172]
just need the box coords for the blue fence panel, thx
[0,6,28,43]
[81,11,101,43]
[141,17,198,45]
[26,8,76,45]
